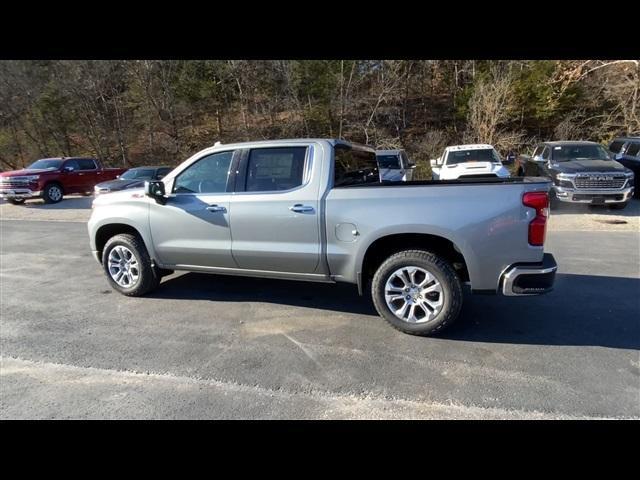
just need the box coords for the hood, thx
[442,162,509,180]
[0,168,58,177]
[447,161,497,172]
[553,159,628,174]
[95,179,144,191]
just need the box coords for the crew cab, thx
[89,139,557,336]
[430,144,510,180]
[515,141,635,209]
[0,157,126,204]
[375,149,416,181]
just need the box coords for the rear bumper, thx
[0,188,41,199]
[553,185,634,204]
[501,253,557,296]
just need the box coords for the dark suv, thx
[516,141,635,209]
[609,137,640,197]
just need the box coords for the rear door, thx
[76,158,99,191]
[230,144,321,273]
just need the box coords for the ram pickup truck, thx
[515,141,635,209]
[88,139,557,336]
[0,157,125,204]
[430,144,510,181]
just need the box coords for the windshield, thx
[552,144,610,162]
[446,149,501,165]
[120,168,157,180]
[26,159,63,170]
[376,154,401,169]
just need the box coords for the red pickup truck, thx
[0,157,126,204]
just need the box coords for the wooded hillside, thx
[1,60,638,178]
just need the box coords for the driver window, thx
[64,159,80,171]
[541,147,550,160]
[174,151,234,194]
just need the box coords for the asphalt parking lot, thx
[1,197,639,419]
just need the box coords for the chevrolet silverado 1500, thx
[0,157,125,204]
[88,139,557,336]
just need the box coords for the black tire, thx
[102,233,161,296]
[42,183,64,204]
[609,201,628,210]
[8,198,25,205]
[549,190,559,210]
[371,250,463,336]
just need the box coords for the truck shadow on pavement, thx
[151,272,639,349]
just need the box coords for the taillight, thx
[523,191,549,246]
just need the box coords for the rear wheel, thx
[102,233,161,296]
[371,250,463,336]
[43,183,63,204]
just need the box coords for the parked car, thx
[430,144,510,180]
[89,139,557,336]
[94,166,173,196]
[0,157,126,204]
[609,137,640,197]
[515,141,635,209]
[375,149,416,182]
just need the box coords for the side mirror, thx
[63,166,75,172]
[144,180,167,204]
[533,155,544,162]
[430,159,439,167]
[614,153,623,160]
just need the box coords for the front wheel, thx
[371,250,463,336]
[102,233,161,296]
[43,183,63,204]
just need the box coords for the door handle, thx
[206,205,227,213]
[289,204,314,213]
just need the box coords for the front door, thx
[149,150,237,268]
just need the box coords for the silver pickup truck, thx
[88,139,557,336]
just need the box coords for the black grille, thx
[574,175,626,189]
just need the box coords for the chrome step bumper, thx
[501,253,558,296]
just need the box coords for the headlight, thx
[24,175,40,182]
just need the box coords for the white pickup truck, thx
[431,144,511,181]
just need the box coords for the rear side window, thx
[609,140,625,153]
[77,159,97,170]
[334,146,380,187]
[245,147,308,192]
